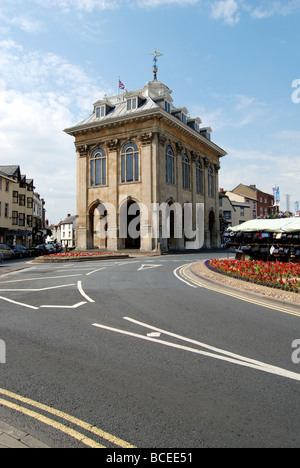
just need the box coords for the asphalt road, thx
[0,252,299,449]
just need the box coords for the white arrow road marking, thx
[92,319,300,383]
[137,264,162,271]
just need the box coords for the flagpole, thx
[118,76,120,97]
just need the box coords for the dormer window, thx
[127,97,137,111]
[96,105,105,119]
[171,108,188,124]
[94,101,115,119]
[164,101,171,113]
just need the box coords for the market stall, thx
[225,218,300,262]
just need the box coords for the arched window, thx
[165,145,175,184]
[91,149,107,186]
[121,143,139,183]
[182,154,190,190]
[208,165,214,197]
[196,161,203,193]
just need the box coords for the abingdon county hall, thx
[64,72,227,253]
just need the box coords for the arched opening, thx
[88,202,108,249]
[119,199,141,250]
[167,201,176,250]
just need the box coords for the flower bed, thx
[207,259,300,294]
[43,252,124,258]
[32,251,129,263]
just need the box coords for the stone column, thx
[139,132,153,251]
[106,139,119,250]
[75,144,89,250]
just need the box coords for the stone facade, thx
[64,79,227,252]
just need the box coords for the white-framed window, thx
[165,145,175,185]
[96,105,105,118]
[121,143,139,183]
[196,161,203,194]
[91,148,107,186]
[208,165,214,198]
[127,98,137,111]
[182,154,190,190]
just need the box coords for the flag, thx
[119,79,125,90]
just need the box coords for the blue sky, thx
[0,0,300,223]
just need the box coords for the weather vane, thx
[151,49,163,81]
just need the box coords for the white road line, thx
[0,274,82,285]
[86,267,106,277]
[77,281,95,303]
[40,302,87,309]
[0,284,75,292]
[0,296,39,310]
[92,321,300,383]
[173,264,197,288]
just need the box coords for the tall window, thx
[182,154,190,190]
[121,143,139,183]
[196,161,203,193]
[91,149,107,186]
[165,145,175,184]
[208,165,214,198]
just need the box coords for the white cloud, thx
[251,0,300,19]
[0,40,108,223]
[33,0,119,12]
[135,0,198,6]
[210,0,240,25]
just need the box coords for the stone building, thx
[64,75,227,252]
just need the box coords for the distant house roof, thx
[0,165,21,179]
[61,215,76,225]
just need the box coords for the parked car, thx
[0,244,15,259]
[13,245,32,258]
[0,252,3,263]
[44,244,55,253]
[32,245,48,256]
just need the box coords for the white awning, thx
[227,218,300,233]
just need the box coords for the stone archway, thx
[119,199,141,250]
[88,201,108,249]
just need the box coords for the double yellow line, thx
[179,264,300,318]
[0,388,135,448]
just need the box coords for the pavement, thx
[0,420,50,448]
